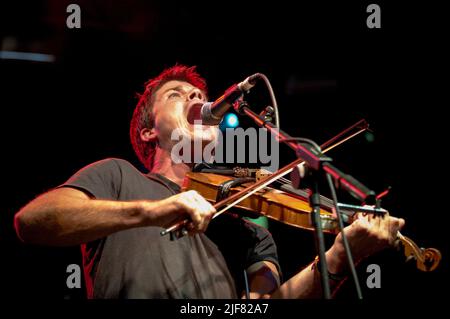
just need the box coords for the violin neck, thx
[279,184,354,221]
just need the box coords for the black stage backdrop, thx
[0,0,447,307]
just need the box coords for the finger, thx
[186,203,203,231]
[373,213,382,231]
[356,213,371,228]
[187,194,205,231]
[382,216,402,245]
[186,222,200,236]
[200,210,214,232]
[398,218,405,230]
[194,193,216,214]
[390,217,405,236]
[192,193,216,231]
[186,222,195,231]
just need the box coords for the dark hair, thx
[130,65,207,170]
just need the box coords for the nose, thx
[188,88,204,101]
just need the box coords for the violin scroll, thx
[397,232,442,272]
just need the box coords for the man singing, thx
[14,65,404,298]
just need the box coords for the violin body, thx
[161,120,442,272]
[182,171,442,272]
[183,171,340,234]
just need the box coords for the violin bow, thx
[161,119,370,236]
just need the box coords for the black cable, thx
[254,73,281,129]
[325,173,363,299]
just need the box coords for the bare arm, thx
[243,246,345,299]
[247,213,405,299]
[270,244,347,299]
[14,188,215,246]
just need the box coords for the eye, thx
[168,92,181,98]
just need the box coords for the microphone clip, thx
[233,98,248,115]
[259,106,275,124]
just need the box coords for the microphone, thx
[200,74,260,125]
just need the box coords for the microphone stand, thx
[309,171,332,298]
[234,100,376,299]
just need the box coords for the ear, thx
[140,128,157,143]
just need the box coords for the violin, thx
[162,119,442,272]
[182,171,441,272]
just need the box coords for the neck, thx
[149,147,192,186]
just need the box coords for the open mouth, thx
[186,102,204,125]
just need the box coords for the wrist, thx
[136,199,176,227]
[325,245,349,276]
[310,250,349,283]
[132,200,154,226]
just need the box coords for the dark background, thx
[0,0,447,303]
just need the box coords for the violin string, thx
[214,167,293,217]
[162,122,368,236]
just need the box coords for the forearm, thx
[14,190,153,246]
[270,211,404,299]
[270,245,348,299]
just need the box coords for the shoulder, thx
[85,157,133,169]
[107,158,147,178]
[65,157,143,187]
[61,158,144,200]
[79,158,141,175]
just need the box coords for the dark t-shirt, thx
[59,158,280,299]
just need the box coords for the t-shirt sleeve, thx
[243,220,283,282]
[57,158,123,200]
